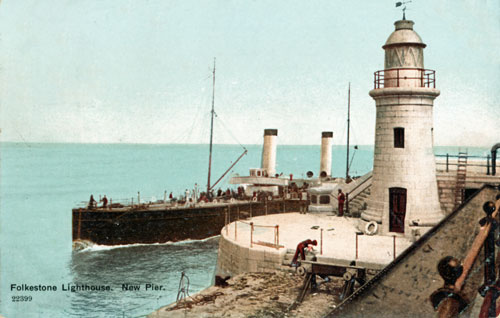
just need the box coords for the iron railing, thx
[374,68,436,89]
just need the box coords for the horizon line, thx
[0,140,494,149]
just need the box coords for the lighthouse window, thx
[320,195,330,204]
[394,127,405,148]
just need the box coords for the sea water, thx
[0,143,491,317]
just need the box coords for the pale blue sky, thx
[0,0,498,146]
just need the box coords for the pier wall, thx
[215,234,286,278]
[73,200,308,245]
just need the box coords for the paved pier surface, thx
[222,213,413,270]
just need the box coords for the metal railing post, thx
[235,221,237,241]
[276,225,279,250]
[250,222,254,248]
[487,154,491,175]
[446,153,449,172]
[393,235,397,260]
[355,233,359,259]
[320,228,323,255]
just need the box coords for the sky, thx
[0,0,498,146]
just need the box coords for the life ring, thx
[365,221,378,236]
[268,196,273,201]
[230,198,235,203]
[252,197,257,202]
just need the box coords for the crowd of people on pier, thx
[87,182,312,210]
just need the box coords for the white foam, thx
[76,235,220,253]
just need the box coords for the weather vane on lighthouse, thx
[396,1,412,20]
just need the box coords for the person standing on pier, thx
[338,189,345,217]
[101,195,108,208]
[88,195,97,209]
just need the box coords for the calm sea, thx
[0,143,491,317]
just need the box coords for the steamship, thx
[71,61,309,249]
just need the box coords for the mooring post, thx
[250,222,254,248]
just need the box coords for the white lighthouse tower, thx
[360,19,443,237]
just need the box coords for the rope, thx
[214,112,247,150]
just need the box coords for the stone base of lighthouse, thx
[360,88,444,237]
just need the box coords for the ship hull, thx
[72,200,308,246]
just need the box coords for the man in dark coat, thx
[338,189,345,216]
[291,239,317,266]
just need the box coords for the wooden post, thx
[250,222,254,248]
[320,228,323,255]
[237,206,240,220]
[276,225,279,250]
[235,221,237,241]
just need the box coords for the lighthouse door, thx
[389,188,407,233]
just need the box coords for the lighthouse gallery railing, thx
[374,68,436,89]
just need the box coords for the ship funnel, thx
[320,132,333,177]
[261,129,278,177]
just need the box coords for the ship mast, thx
[346,82,351,180]
[207,58,216,195]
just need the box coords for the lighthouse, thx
[360,19,443,237]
